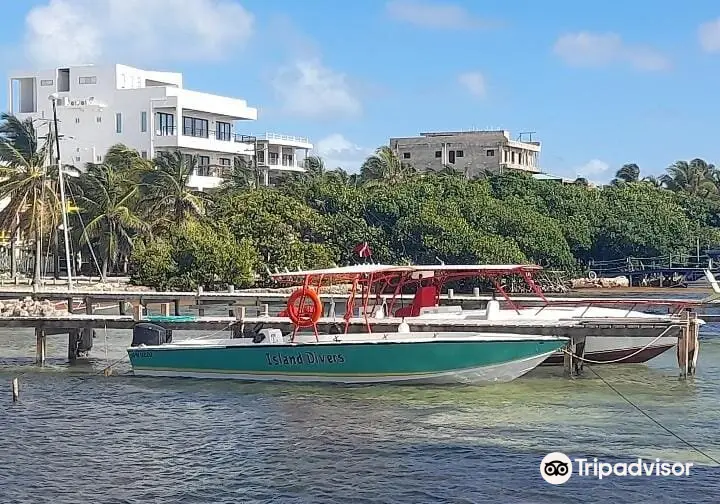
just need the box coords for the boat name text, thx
[265,352,345,366]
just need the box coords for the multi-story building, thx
[389,130,541,177]
[7,63,312,190]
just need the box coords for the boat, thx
[268,264,696,367]
[125,265,568,384]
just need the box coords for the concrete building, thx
[389,130,541,177]
[7,63,312,190]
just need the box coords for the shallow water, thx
[1,299,720,503]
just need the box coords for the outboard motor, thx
[131,323,172,347]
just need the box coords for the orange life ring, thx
[286,288,323,327]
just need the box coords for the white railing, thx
[255,132,311,144]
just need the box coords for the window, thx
[486,149,495,157]
[141,151,147,159]
[449,150,455,164]
[511,152,516,163]
[403,152,411,159]
[435,151,442,158]
[75,156,81,162]
[183,116,208,138]
[456,150,464,158]
[183,154,193,166]
[40,79,54,86]
[269,152,279,164]
[78,76,97,85]
[219,158,231,166]
[140,111,147,133]
[75,117,80,124]
[96,155,102,162]
[115,113,122,133]
[257,151,265,163]
[282,154,294,166]
[96,116,102,123]
[58,68,70,92]
[156,112,174,135]
[216,121,231,141]
[197,156,211,176]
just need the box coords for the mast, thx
[50,94,74,289]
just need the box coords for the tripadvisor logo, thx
[540,452,693,485]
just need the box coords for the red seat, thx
[394,285,438,317]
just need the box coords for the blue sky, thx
[2,0,720,182]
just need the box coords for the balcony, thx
[257,155,305,172]
[186,163,233,191]
[254,132,313,149]
[153,127,255,156]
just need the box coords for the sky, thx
[2,0,720,182]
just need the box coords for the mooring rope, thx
[588,365,720,465]
[561,325,677,365]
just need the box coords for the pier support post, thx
[174,300,181,316]
[160,303,171,317]
[35,328,46,365]
[67,329,79,362]
[473,287,480,298]
[563,335,586,377]
[66,297,74,314]
[448,288,454,299]
[119,301,127,315]
[677,310,699,378]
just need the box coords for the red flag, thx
[353,242,372,258]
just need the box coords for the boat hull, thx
[127,333,567,385]
[428,306,680,366]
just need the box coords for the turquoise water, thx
[0,300,719,503]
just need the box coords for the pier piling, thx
[11,377,19,402]
[35,328,46,365]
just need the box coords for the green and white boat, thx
[127,331,567,384]
[126,265,568,385]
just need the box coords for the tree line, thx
[1,113,719,290]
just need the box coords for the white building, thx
[7,63,313,190]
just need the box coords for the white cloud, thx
[458,72,486,98]
[699,18,720,53]
[385,0,493,30]
[23,0,254,67]
[271,59,362,120]
[553,32,670,71]
[575,159,610,182]
[313,134,374,172]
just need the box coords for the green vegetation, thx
[1,115,720,290]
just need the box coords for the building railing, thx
[153,127,256,144]
[254,132,311,144]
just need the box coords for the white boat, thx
[270,264,698,367]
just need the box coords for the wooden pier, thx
[0,287,708,378]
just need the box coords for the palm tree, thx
[0,113,60,284]
[360,146,416,184]
[303,155,326,178]
[140,150,209,230]
[611,163,640,185]
[76,161,148,279]
[661,159,718,197]
[102,143,152,177]
[432,164,467,179]
[641,175,663,188]
[218,156,263,193]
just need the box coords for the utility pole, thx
[50,94,74,289]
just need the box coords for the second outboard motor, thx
[131,323,172,347]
